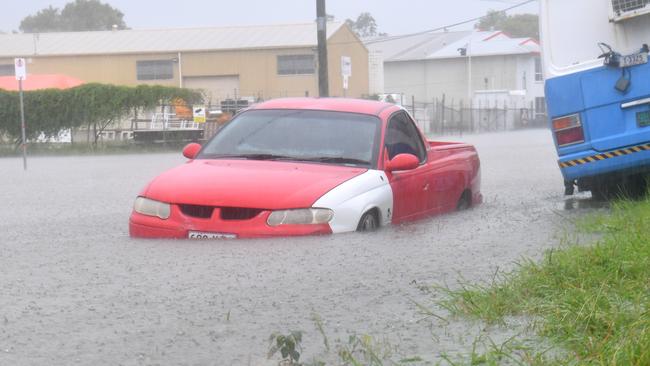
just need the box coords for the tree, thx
[475,10,539,39]
[19,6,61,33]
[345,12,387,38]
[19,0,127,33]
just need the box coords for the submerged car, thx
[129,98,482,238]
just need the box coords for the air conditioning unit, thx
[610,0,650,22]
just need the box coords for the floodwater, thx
[0,129,604,365]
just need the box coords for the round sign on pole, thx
[14,58,27,80]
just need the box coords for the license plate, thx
[188,231,237,239]
[638,110,650,127]
[621,52,648,68]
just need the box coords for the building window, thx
[277,55,315,75]
[535,97,547,116]
[0,64,14,76]
[136,60,174,81]
[534,57,543,82]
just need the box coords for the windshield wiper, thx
[297,157,371,165]
[202,154,370,166]
[204,153,295,161]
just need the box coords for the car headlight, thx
[267,208,333,226]
[133,197,171,219]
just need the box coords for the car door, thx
[427,148,462,213]
[384,112,433,223]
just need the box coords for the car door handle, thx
[423,183,430,191]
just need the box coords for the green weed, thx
[437,196,650,365]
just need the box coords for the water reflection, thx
[563,196,610,211]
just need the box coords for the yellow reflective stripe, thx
[558,142,650,169]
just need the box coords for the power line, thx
[363,0,537,45]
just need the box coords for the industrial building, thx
[366,30,545,114]
[0,22,369,103]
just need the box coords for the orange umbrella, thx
[0,74,84,91]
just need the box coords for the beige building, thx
[0,22,369,104]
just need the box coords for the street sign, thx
[343,75,349,91]
[193,106,206,123]
[14,58,26,80]
[341,56,352,77]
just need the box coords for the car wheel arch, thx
[457,189,472,210]
[356,207,381,231]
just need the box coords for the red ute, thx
[129,98,482,238]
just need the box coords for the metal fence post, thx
[477,99,483,133]
[458,99,465,137]
[440,94,445,135]
[531,100,535,124]
[450,98,455,135]
[469,98,474,133]
[503,100,507,131]
[412,95,416,119]
[432,98,437,134]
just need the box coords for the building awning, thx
[0,74,84,91]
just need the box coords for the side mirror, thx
[386,153,419,172]
[182,143,201,159]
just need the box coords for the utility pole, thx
[467,38,472,104]
[316,0,329,97]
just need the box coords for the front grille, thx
[612,0,649,14]
[179,204,214,219]
[220,207,263,220]
[179,204,263,220]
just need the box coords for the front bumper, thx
[129,206,333,239]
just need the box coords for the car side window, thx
[385,112,427,162]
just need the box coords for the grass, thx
[439,334,555,366]
[436,197,650,365]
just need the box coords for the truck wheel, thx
[591,183,609,201]
[592,174,647,201]
[624,174,647,199]
[357,210,379,232]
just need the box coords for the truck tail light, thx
[553,114,584,147]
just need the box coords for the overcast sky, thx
[2,0,538,35]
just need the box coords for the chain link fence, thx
[405,97,548,136]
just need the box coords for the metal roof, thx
[252,97,397,116]
[365,31,472,61]
[366,31,540,62]
[0,22,345,58]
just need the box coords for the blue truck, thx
[541,0,650,198]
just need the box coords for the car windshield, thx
[198,109,382,168]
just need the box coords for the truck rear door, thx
[580,61,650,152]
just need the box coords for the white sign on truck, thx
[540,0,650,78]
